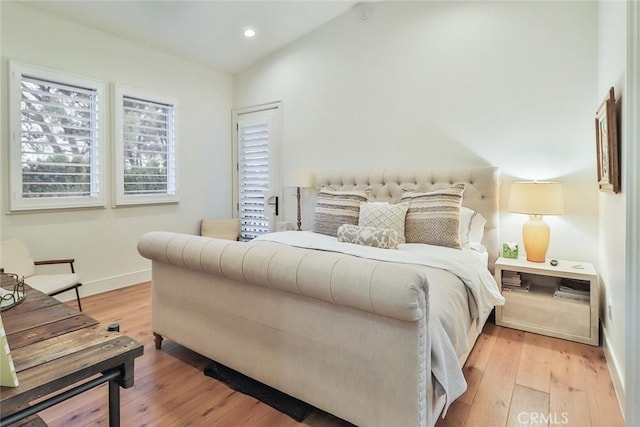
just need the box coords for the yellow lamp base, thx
[522,215,550,263]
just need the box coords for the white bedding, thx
[255,231,503,327]
[254,231,505,414]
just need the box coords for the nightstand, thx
[495,257,599,346]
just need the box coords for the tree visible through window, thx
[20,76,97,198]
[123,97,173,195]
[9,61,106,211]
[114,86,178,206]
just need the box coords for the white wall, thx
[597,0,627,410]
[234,1,599,264]
[0,3,234,295]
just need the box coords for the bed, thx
[137,167,503,426]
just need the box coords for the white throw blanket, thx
[254,231,505,415]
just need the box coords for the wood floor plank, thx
[574,343,624,427]
[549,339,592,427]
[458,322,499,405]
[44,386,106,427]
[120,349,214,425]
[516,332,552,393]
[463,327,524,427]
[36,283,624,427]
[506,384,550,427]
[128,373,225,427]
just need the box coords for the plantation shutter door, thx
[237,115,272,241]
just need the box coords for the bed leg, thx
[153,332,164,349]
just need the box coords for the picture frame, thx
[595,87,620,193]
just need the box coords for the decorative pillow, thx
[458,206,487,248]
[358,202,409,244]
[337,224,400,249]
[313,188,370,237]
[401,184,466,248]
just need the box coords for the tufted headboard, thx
[315,167,501,272]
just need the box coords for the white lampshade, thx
[508,181,563,263]
[508,181,564,215]
[285,168,314,188]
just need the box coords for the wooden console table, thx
[0,280,143,426]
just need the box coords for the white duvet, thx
[255,231,504,326]
[254,231,505,414]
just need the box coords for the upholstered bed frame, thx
[138,167,500,427]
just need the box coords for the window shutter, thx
[121,96,176,197]
[19,75,100,199]
[238,121,270,241]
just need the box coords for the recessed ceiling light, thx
[243,28,256,38]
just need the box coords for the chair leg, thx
[47,285,83,311]
[75,286,82,312]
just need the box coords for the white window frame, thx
[8,61,107,211]
[113,85,179,206]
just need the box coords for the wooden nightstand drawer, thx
[495,257,599,346]
[501,285,590,338]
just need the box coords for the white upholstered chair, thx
[200,218,240,241]
[0,238,83,311]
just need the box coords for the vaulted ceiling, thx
[22,1,356,74]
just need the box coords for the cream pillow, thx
[401,184,466,248]
[337,224,400,249]
[458,207,487,248]
[358,202,409,244]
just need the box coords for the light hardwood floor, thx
[40,283,624,427]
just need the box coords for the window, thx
[8,61,106,211]
[113,85,178,206]
[233,103,281,241]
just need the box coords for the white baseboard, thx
[602,327,625,418]
[56,269,151,301]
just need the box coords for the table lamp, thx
[508,181,564,263]
[285,168,314,231]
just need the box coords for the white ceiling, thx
[22,1,356,74]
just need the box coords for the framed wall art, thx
[595,87,620,193]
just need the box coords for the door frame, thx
[625,1,639,424]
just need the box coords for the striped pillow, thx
[313,188,370,236]
[401,184,466,248]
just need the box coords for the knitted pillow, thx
[401,184,466,248]
[337,224,400,249]
[313,188,370,237]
